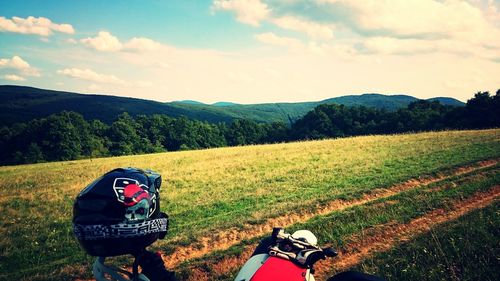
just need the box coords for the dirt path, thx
[163,159,498,268]
[313,185,500,280]
[182,185,500,281]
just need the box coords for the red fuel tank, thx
[250,256,308,281]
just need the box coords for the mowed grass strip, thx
[176,166,500,281]
[351,202,499,281]
[0,129,498,280]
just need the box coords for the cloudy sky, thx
[1,0,499,103]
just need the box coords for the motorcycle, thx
[92,256,149,281]
[235,227,385,281]
[91,250,176,281]
[90,227,383,281]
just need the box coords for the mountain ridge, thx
[0,85,464,126]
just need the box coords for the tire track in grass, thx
[313,185,500,280]
[183,184,500,281]
[163,159,498,268]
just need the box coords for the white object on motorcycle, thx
[269,246,296,260]
[296,248,324,266]
[291,230,318,246]
[234,253,269,281]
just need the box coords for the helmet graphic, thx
[72,167,169,257]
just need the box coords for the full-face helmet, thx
[73,168,169,257]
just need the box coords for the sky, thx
[0,0,499,104]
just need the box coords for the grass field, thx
[353,201,499,281]
[0,129,499,280]
[176,164,500,280]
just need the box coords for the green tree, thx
[226,119,265,145]
[465,91,498,128]
[24,142,45,163]
[88,120,110,157]
[108,113,141,155]
[38,111,92,161]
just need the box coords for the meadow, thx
[183,161,499,280]
[0,129,498,280]
[353,201,499,281]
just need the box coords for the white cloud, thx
[249,0,495,61]
[212,0,271,26]
[57,68,126,85]
[0,56,29,69]
[264,67,280,78]
[361,36,500,61]
[271,16,335,40]
[3,74,26,81]
[156,62,173,69]
[57,67,153,88]
[123,37,162,51]
[254,32,302,48]
[362,37,437,55]
[80,31,123,52]
[211,1,334,39]
[0,55,40,76]
[227,71,255,83]
[444,79,465,89]
[485,1,500,22]
[66,38,77,44]
[307,41,360,59]
[444,68,485,90]
[317,0,499,45]
[0,16,74,36]
[81,31,163,52]
[466,0,500,23]
[88,83,102,91]
[135,80,154,88]
[254,32,359,59]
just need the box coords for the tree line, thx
[0,90,498,165]
[290,90,499,139]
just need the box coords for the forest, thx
[1,90,498,165]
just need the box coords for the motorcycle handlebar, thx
[322,247,338,257]
[271,228,338,267]
[272,228,319,250]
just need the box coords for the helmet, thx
[73,167,169,257]
[291,230,317,246]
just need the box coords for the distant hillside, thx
[174,100,206,105]
[212,102,240,107]
[323,94,464,110]
[170,101,320,124]
[428,97,465,106]
[0,86,236,125]
[172,94,464,124]
[324,94,415,110]
[0,85,464,126]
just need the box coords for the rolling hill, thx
[0,85,464,126]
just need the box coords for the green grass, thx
[353,202,500,281]
[292,167,500,247]
[0,129,499,280]
[184,166,499,280]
